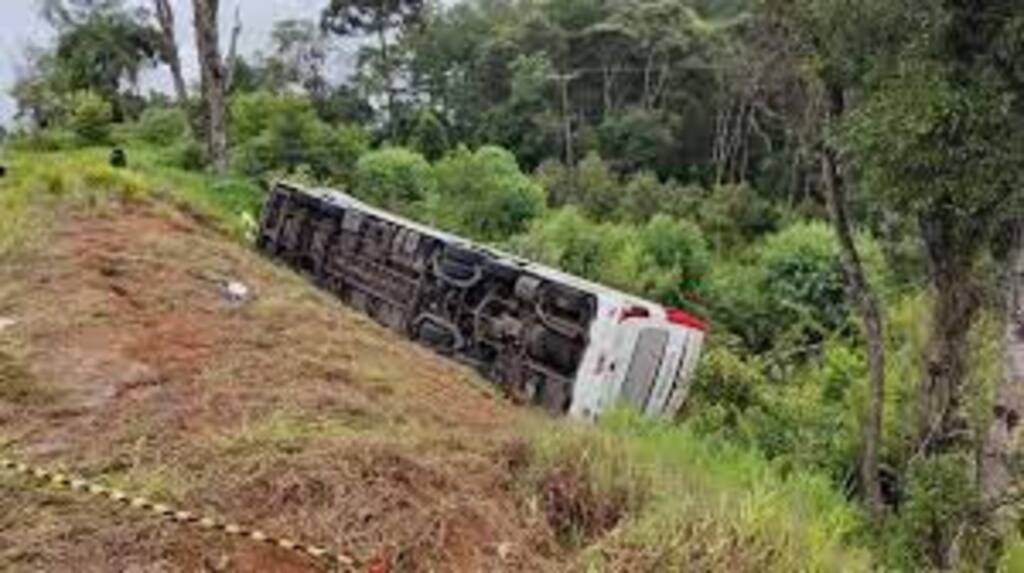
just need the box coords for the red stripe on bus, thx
[666,307,708,331]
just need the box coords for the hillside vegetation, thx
[3,0,1024,569]
[0,150,869,571]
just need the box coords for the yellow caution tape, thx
[0,457,356,571]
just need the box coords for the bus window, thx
[620,327,668,410]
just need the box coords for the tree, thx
[980,222,1024,527]
[765,0,901,519]
[231,91,369,182]
[406,108,449,161]
[11,48,65,129]
[352,147,435,215]
[152,0,187,104]
[44,0,161,120]
[224,4,243,92]
[397,0,729,179]
[263,19,330,98]
[821,2,1024,564]
[67,90,113,143]
[602,0,709,112]
[430,145,546,241]
[321,0,426,138]
[192,0,228,173]
[821,115,887,520]
[979,5,1024,544]
[841,16,1022,458]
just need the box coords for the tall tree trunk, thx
[917,208,979,454]
[602,61,613,116]
[980,220,1024,511]
[224,4,242,93]
[642,49,656,111]
[376,23,396,139]
[557,73,575,168]
[193,0,228,174]
[153,0,187,104]
[820,85,886,517]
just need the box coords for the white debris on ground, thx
[497,542,513,561]
[0,317,16,332]
[220,281,251,303]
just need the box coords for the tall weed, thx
[526,410,871,572]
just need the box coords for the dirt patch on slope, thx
[0,199,560,572]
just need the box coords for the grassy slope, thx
[0,147,871,571]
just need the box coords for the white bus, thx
[257,182,707,420]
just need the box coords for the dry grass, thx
[0,197,558,572]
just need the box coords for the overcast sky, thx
[0,0,354,127]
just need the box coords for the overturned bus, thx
[256,182,706,420]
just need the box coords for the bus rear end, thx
[570,301,706,420]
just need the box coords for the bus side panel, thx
[258,183,600,416]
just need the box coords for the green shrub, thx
[745,340,867,480]
[573,152,622,221]
[166,140,207,171]
[81,164,147,200]
[67,91,113,144]
[597,108,677,175]
[533,154,623,221]
[230,91,303,145]
[699,183,782,250]
[888,453,978,569]
[233,98,321,176]
[533,159,572,207]
[135,106,189,144]
[231,91,368,182]
[37,170,71,196]
[429,145,546,241]
[708,221,889,354]
[620,170,701,223]
[759,221,850,338]
[512,207,621,282]
[407,108,449,161]
[705,260,775,351]
[513,207,708,304]
[352,147,435,215]
[310,124,369,185]
[637,214,709,304]
[7,129,79,152]
[686,344,765,435]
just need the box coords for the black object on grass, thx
[110,148,127,168]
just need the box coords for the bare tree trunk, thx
[820,85,886,518]
[980,220,1024,512]
[602,62,613,116]
[557,73,575,168]
[153,0,187,104]
[224,4,242,92]
[642,50,655,111]
[376,23,396,139]
[712,103,732,185]
[192,0,228,174]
